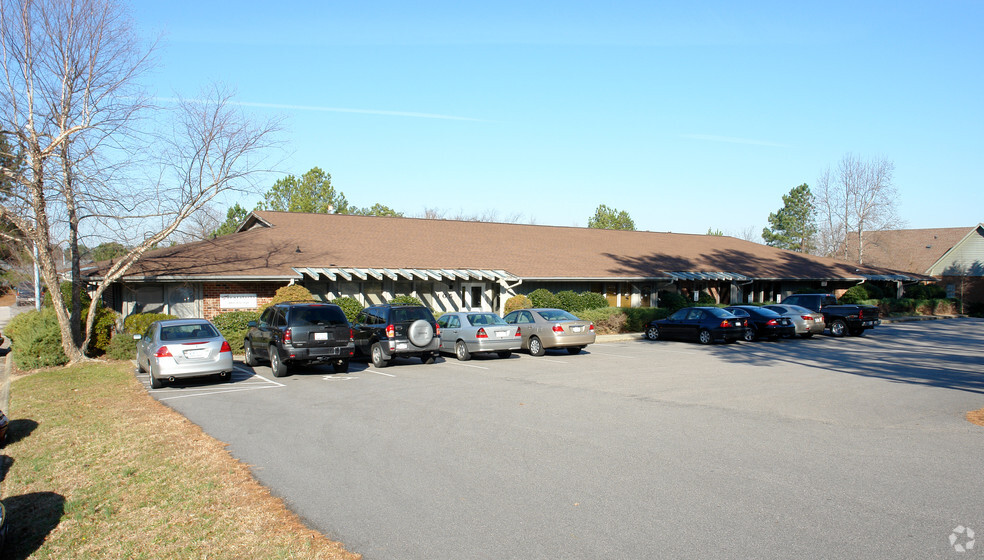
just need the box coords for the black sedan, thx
[645,307,746,344]
[723,306,796,341]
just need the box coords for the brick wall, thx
[202,282,284,321]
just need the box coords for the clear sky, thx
[131,1,983,236]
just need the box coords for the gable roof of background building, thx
[926,224,984,277]
[842,227,973,275]
[84,211,925,282]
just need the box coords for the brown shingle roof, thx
[843,227,971,274]
[91,211,921,281]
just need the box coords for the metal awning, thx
[293,267,518,283]
[666,271,751,281]
[860,273,924,282]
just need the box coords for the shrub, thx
[697,291,716,305]
[579,291,609,311]
[261,284,315,310]
[555,290,583,313]
[904,283,946,299]
[124,312,178,336]
[624,307,671,332]
[578,307,626,335]
[106,332,138,361]
[504,294,532,314]
[333,296,363,322]
[211,310,261,353]
[89,306,119,355]
[838,285,869,304]
[862,283,885,299]
[658,291,688,312]
[390,295,423,306]
[528,288,558,309]
[42,280,92,310]
[4,308,69,369]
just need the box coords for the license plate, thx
[314,332,329,340]
[495,330,509,339]
[184,349,208,359]
[572,326,583,333]
[863,321,875,327]
[397,342,408,350]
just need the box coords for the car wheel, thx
[529,336,545,356]
[149,373,163,389]
[408,319,434,347]
[566,346,583,355]
[455,340,471,361]
[136,357,146,373]
[371,343,388,368]
[244,340,258,366]
[333,359,349,374]
[496,351,512,359]
[742,327,756,342]
[269,346,288,377]
[645,325,659,341]
[421,354,436,364]
[698,329,713,345]
[829,319,847,337]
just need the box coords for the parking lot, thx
[148,319,984,559]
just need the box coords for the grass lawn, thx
[1,361,360,559]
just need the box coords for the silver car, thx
[502,308,596,356]
[437,312,522,361]
[763,304,825,338]
[135,319,234,388]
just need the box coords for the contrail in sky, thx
[682,134,786,147]
[154,97,486,122]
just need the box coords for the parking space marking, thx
[538,358,568,364]
[365,369,397,377]
[586,350,635,358]
[142,366,287,402]
[448,363,490,370]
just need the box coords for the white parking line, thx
[538,359,568,364]
[449,363,490,370]
[586,350,635,358]
[365,369,397,377]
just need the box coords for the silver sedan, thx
[437,312,522,360]
[502,308,596,356]
[763,304,826,338]
[135,319,234,388]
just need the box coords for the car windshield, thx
[292,306,347,326]
[536,309,579,322]
[390,306,433,323]
[160,323,219,341]
[467,313,507,326]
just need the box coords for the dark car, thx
[352,303,441,367]
[244,302,355,376]
[723,305,796,341]
[645,307,745,344]
[15,282,41,307]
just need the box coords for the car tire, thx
[829,319,847,337]
[421,354,436,364]
[645,325,659,341]
[455,340,471,361]
[269,346,288,377]
[743,327,757,342]
[698,329,713,345]
[566,346,583,355]
[496,351,512,359]
[244,340,258,367]
[529,336,545,357]
[333,359,349,374]
[408,319,434,347]
[149,373,162,389]
[371,343,388,368]
[136,358,145,373]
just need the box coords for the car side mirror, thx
[247,321,257,327]
[132,334,142,340]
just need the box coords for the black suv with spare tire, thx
[244,302,355,376]
[352,303,441,367]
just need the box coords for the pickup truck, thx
[781,293,881,337]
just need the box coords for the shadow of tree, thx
[1,492,66,560]
[3,420,38,448]
[704,319,984,394]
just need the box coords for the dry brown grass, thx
[967,408,984,427]
[2,361,360,559]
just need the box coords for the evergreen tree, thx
[762,184,816,252]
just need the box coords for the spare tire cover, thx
[408,319,434,347]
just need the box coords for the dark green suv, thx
[352,303,441,368]
[244,302,354,376]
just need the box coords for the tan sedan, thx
[502,308,595,356]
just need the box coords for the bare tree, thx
[0,0,278,360]
[813,154,901,263]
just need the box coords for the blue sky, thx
[132,1,983,235]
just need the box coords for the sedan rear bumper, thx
[541,332,596,349]
[151,354,234,379]
[467,339,523,353]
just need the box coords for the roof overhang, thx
[293,267,519,283]
[666,272,751,281]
